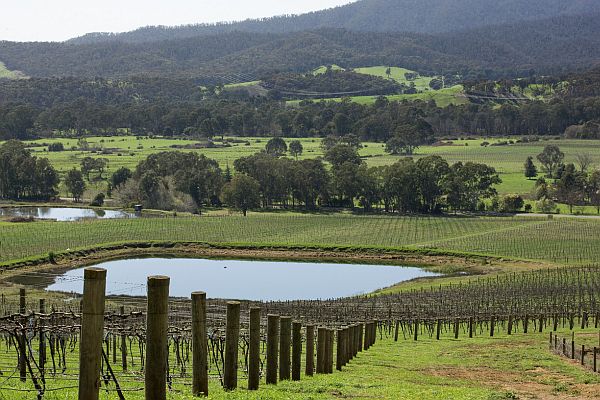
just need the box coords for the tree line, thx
[109,140,502,215]
[0,138,504,215]
[1,79,600,142]
[525,145,600,214]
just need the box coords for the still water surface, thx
[46,258,439,301]
[0,207,135,221]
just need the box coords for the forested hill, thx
[68,0,600,44]
[1,13,599,80]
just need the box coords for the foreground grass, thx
[1,213,600,266]
[2,329,599,399]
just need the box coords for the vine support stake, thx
[305,324,315,376]
[78,267,107,400]
[266,314,280,384]
[223,301,240,391]
[248,307,261,390]
[192,291,208,396]
[145,275,170,400]
[292,321,302,380]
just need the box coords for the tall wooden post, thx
[19,288,26,314]
[266,314,280,384]
[326,329,334,373]
[192,292,208,396]
[336,328,345,371]
[279,316,292,381]
[305,325,315,376]
[78,268,107,400]
[316,327,326,374]
[224,301,240,390]
[39,299,46,374]
[120,306,127,372]
[357,323,363,352]
[248,307,261,390]
[292,321,302,381]
[18,288,26,382]
[145,276,170,400]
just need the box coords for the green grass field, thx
[1,326,597,399]
[0,61,26,79]
[287,85,467,107]
[7,136,600,199]
[1,213,599,266]
[354,66,434,91]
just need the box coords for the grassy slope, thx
[0,61,22,79]
[287,85,467,107]
[9,136,600,199]
[1,214,600,265]
[354,66,434,91]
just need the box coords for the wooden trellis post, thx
[145,275,170,400]
[192,291,208,396]
[78,268,107,400]
[248,307,261,390]
[223,301,240,390]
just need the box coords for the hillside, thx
[1,13,599,80]
[67,0,600,44]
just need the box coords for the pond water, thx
[45,258,440,301]
[0,207,135,221]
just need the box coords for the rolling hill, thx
[2,12,598,81]
[67,0,600,44]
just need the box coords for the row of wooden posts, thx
[550,331,600,372]
[75,267,379,400]
[396,311,599,342]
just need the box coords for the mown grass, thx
[1,213,599,266]
[2,328,598,399]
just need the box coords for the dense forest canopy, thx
[2,13,600,80]
[67,0,600,43]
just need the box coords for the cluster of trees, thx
[2,78,600,142]
[525,145,600,213]
[112,152,223,212]
[0,140,59,200]
[114,144,501,215]
[263,69,406,99]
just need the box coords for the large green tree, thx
[221,174,261,216]
[65,169,86,202]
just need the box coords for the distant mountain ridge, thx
[67,0,600,44]
[1,12,599,80]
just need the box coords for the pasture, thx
[15,136,600,199]
[287,85,467,107]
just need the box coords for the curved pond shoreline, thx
[38,257,440,300]
[0,241,554,299]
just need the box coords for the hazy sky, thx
[0,0,356,42]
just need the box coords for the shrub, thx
[48,142,65,152]
[90,193,105,207]
[500,194,524,213]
